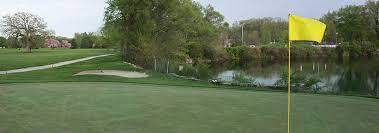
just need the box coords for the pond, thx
[213,58,379,96]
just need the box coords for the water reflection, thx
[213,58,379,96]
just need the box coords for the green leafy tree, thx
[336,5,369,41]
[69,39,78,49]
[229,18,287,46]
[73,32,100,48]
[5,37,20,48]
[0,36,6,48]
[366,0,379,42]
[321,11,338,44]
[103,0,227,65]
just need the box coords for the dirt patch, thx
[74,70,149,78]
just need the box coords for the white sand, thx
[74,70,149,78]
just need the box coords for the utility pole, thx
[241,23,245,45]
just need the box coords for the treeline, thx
[321,1,378,43]
[71,32,114,49]
[0,35,72,49]
[226,44,337,64]
[320,1,379,58]
[222,0,379,59]
[0,32,115,49]
[229,1,379,46]
[102,0,379,67]
[229,18,288,46]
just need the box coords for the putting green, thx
[0,82,378,133]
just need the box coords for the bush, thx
[195,63,211,80]
[274,72,321,92]
[260,44,287,59]
[226,46,259,64]
[304,76,322,92]
[188,43,228,63]
[232,72,256,85]
[177,63,211,80]
[337,41,377,58]
[178,64,197,78]
[0,37,6,48]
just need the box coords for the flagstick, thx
[287,40,291,133]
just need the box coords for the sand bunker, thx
[74,70,149,78]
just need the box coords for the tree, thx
[61,40,72,48]
[5,37,20,48]
[203,5,225,28]
[260,24,272,44]
[73,32,98,48]
[73,33,83,48]
[1,12,52,52]
[44,39,61,49]
[80,33,95,48]
[321,11,338,44]
[229,18,287,46]
[320,2,379,44]
[0,36,6,48]
[366,0,379,42]
[70,39,78,49]
[336,5,369,41]
[103,0,227,65]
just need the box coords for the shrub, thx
[178,64,197,78]
[260,44,287,59]
[232,72,256,85]
[226,46,259,64]
[275,71,322,92]
[177,63,211,80]
[195,63,211,80]
[337,41,377,58]
[275,72,307,90]
[304,76,322,92]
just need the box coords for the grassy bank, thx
[0,48,110,70]
[0,82,378,133]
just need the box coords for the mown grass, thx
[1,48,378,133]
[0,82,378,133]
[0,54,213,87]
[1,52,278,92]
[0,48,110,70]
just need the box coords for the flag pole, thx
[287,40,291,133]
[287,14,291,133]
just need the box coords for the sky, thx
[0,0,367,38]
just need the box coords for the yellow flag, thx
[289,14,326,43]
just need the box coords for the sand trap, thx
[74,70,149,78]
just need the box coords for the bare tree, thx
[1,12,51,52]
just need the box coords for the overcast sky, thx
[0,0,366,38]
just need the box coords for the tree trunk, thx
[375,71,378,96]
[25,34,32,53]
[122,44,128,62]
[26,41,32,53]
[376,7,379,41]
[26,45,31,53]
